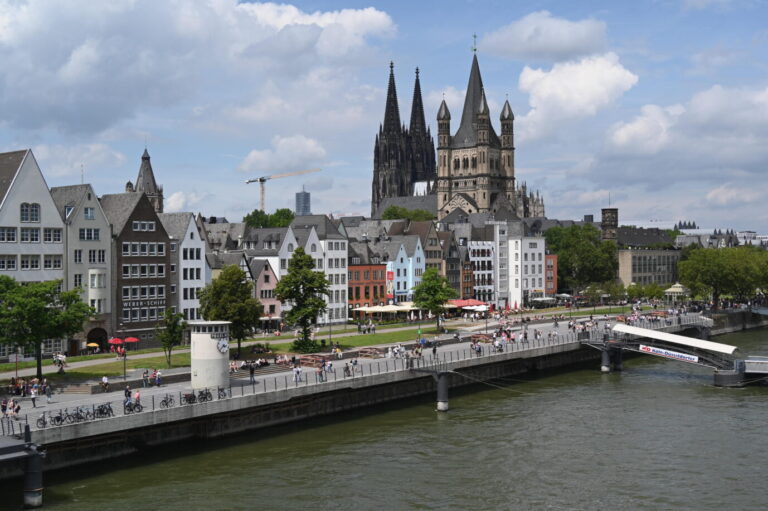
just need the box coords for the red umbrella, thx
[108,338,123,345]
[124,337,140,343]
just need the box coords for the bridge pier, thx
[611,348,623,371]
[436,372,450,412]
[23,425,44,509]
[601,350,611,373]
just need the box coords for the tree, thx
[545,224,618,292]
[0,277,92,379]
[381,205,435,221]
[678,248,731,306]
[243,208,295,228]
[198,265,263,357]
[413,268,457,332]
[155,308,188,368]
[274,247,330,353]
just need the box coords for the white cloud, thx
[481,11,606,62]
[705,183,762,206]
[165,190,208,213]
[237,135,326,174]
[609,104,685,154]
[683,0,738,10]
[517,53,638,141]
[31,143,125,177]
[0,0,394,133]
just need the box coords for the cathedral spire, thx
[383,61,401,133]
[409,67,427,137]
[134,148,163,213]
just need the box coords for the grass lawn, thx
[0,347,183,373]
[27,353,192,383]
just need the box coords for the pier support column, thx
[23,425,43,509]
[436,372,449,412]
[611,348,623,372]
[601,350,611,373]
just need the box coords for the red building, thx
[545,253,558,296]
[347,241,387,315]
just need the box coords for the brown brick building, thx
[545,253,558,296]
[100,192,171,346]
[347,241,387,314]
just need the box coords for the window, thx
[170,264,176,273]
[20,203,40,222]
[264,273,270,283]
[190,231,195,240]
[84,207,95,220]
[88,250,97,263]
[0,255,17,270]
[158,243,165,256]
[195,248,200,260]
[43,228,62,243]
[195,268,201,280]
[123,287,130,299]
[183,248,188,260]
[123,242,130,255]
[79,228,99,241]
[171,242,177,252]
[74,249,82,264]
[280,259,286,270]
[64,206,74,218]
[0,227,16,243]
[311,243,317,252]
[20,228,40,243]
[157,264,165,277]
[74,274,82,287]
[183,268,188,280]
[287,243,294,252]
[44,255,62,269]
[171,284,177,294]
[21,255,39,270]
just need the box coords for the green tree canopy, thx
[243,208,295,228]
[274,247,330,353]
[413,267,457,331]
[198,265,263,356]
[0,277,92,378]
[155,308,188,368]
[680,247,768,305]
[544,224,618,292]
[381,205,435,221]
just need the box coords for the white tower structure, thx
[189,320,231,390]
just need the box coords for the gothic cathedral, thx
[371,55,545,220]
[371,63,436,216]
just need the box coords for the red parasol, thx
[108,338,123,345]
[124,337,140,343]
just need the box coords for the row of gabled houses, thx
[0,146,557,360]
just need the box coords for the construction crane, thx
[245,168,321,212]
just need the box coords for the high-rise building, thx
[295,188,311,216]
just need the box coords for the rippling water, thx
[5,328,768,510]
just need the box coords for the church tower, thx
[436,54,515,219]
[134,148,163,213]
[371,62,411,216]
[408,68,436,190]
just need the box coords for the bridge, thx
[581,315,768,386]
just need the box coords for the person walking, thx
[45,382,53,404]
[249,363,256,384]
[142,370,149,388]
[30,387,37,408]
[156,370,162,387]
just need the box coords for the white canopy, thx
[664,283,689,296]
[612,323,738,356]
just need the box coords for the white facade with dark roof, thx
[0,149,66,357]
[51,183,113,347]
[160,212,208,321]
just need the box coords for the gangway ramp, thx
[612,324,739,357]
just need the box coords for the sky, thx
[1,0,767,231]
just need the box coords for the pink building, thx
[249,259,281,332]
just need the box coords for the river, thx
[6,328,768,510]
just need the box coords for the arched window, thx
[20,203,29,222]
[311,243,317,252]
[287,243,294,252]
[453,159,460,170]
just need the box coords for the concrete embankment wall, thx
[709,310,768,336]
[1,342,599,479]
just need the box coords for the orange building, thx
[545,254,558,296]
[347,241,387,315]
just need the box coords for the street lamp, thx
[119,323,127,381]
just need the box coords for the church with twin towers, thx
[371,54,545,221]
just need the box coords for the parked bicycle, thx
[217,387,228,399]
[36,412,50,429]
[181,393,197,405]
[197,389,213,402]
[95,403,114,418]
[124,401,143,414]
[159,394,175,408]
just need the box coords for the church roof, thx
[452,55,500,149]
[500,99,514,121]
[135,149,161,196]
[437,99,451,120]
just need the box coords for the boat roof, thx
[612,323,738,356]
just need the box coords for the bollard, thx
[611,348,623,371]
